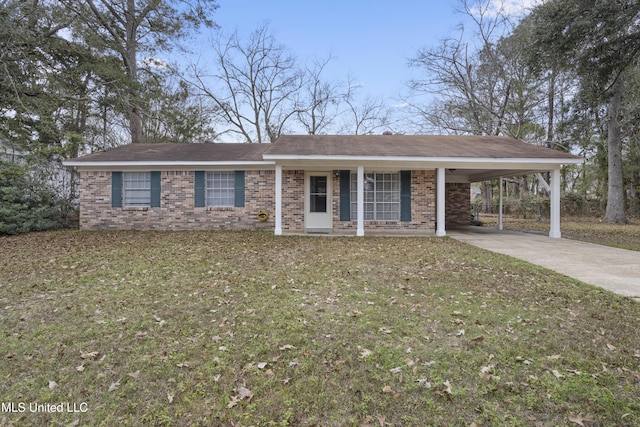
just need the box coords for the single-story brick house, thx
[63,134,582,237]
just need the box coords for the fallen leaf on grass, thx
[568,413,594,426]
[167,394,174,403]
[48,381,58,390]
[256,362,268,369]
[228,386,254,408]
[108,379,120,392]
[238,386,254,400]
[76,365,85,372]
[227,396,240,408]
[80,351,99,360]
[382,385,393,393]
[128,370,140,379]
[606,343,616,351]
[359,347,373,359]
[414,378,432,389]
[390,367,402,374]
[279,344,295,350]
[551,370,565,379]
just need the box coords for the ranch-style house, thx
[63,134,583,237]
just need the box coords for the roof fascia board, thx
[63,160,275,168]
[263,154,583,165]
[272,159,582,171]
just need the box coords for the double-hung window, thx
[350,173,400,221]
[206,172,235,207]
[123,172,151,207]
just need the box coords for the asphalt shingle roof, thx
[66,135,581,163]
[264,135,580,159]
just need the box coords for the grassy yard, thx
[1,230,639,426]
[480,216,640,252]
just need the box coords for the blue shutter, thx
[339,170,351,221]
[194,171,205,207]
[400,170,411,222]
[150,171,161,207]
[111,172,122,208]
[234,171,245,207]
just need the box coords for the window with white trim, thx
[123,172,151,207]
[206,172,235,207]
[350,173,400,221]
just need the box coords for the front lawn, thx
[1,231,638,426]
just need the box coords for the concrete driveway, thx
[449,227,640,299]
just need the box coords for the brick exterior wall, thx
[281,170,305,232]
[332,170,436,232]
[79,170,275,231]
[445,182,471,226]
[78,169,467,232]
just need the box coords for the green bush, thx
[0,161,69,235]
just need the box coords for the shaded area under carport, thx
[449,226,640,299]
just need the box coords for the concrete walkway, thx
[448,227,640,299]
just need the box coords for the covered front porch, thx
[263,134,583,238]
[269,163,566,238]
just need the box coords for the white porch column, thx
[549,167,561,238]
[436,167,446,237]
[498,176,504,231]
[275,165,283,236]
[357,166,365,237]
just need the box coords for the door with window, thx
[305,173,332,232]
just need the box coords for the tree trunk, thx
[125,0,144,144]
[546,70,555,149]
[482,181,493,214]
[604,78,627,224]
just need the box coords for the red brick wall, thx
[78,169,465,232]
[79,170,275,231]
[445,182,471,226]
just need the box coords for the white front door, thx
[305,172,332,232]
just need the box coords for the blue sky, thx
[202,0,465,102]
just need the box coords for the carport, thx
[443,164,568,238]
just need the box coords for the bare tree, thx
[191,24,304,143]
[340,76,395,135]
[296,56,342,135]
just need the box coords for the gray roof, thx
[264,135,580,160]
[68,142,269,163]
[65,135,581,165]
